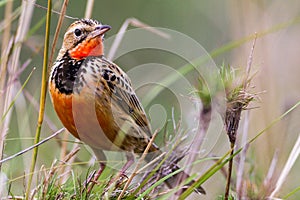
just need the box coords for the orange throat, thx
[69,37,103,60]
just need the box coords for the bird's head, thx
[58,19,111,60]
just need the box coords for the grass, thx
[1,1,300,199]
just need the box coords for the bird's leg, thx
[120,152,135,175]
[86,162,106,193]
[109,152,134,186]
[86,148,107,193]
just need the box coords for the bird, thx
[49,18,205,195]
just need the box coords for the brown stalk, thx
[117,130,159,200]
[224,36,257,200]
[26,0,52,197]
[41,146,80,198]
[84,0,94,19]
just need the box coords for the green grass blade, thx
[0,67,35,123]
[142,15,300,107]
[178,150,232,199]
[283,185,300,199]
[25,0,52,199]
[248,101,300,144]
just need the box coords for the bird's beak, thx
[91,25,111,38]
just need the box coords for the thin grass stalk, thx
[117,130,158,200]
[132,128,191,197]
[0,0,13,93]
[4,69,35,179]
[25,0,52,199]
[184,104,211,175]
[0,128,64,165]
[264,150,278,195]
[249,101,300,144]
[107,18,169,60]
[283,186,300,199]
[59,139,79,185]
[269,133,300,198]
[177,99,300,199]
[42,146,80,198]
[225,35,256,200]
[23,90,58,132]
[224,143,235,200]
[236,110,250,198]
[13,67,36,177]
[47,0,71,183]
[48,0,69,69]
[142,16,300,108]
[1,68,35,123]
[0,0,36,172]
[131,139,182,197]
[0,5,22,34]
[137,165,196,200]
[178,150,233,199]
[84,0,94,19]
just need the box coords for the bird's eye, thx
[74,29,82,37]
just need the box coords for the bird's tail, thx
[143,144,206,195]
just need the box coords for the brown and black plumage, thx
[49,18,205,194]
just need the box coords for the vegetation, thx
[1,1,300,199]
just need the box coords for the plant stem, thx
[25,0,52,199]
[225,142,235,200]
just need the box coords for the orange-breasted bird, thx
[49,18,205,194]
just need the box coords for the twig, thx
[264,150,278,195]
[236,110,250,199]
[269,134,300,198]
[1,67,35,123]
[107,18,170,60]
[244,33,257,89]
[224,34,257,200]
[136,152,166,174]
[0,128,64,164]
[185,98,211,175]
[26,1,52,198]
[0,0,35,173]
[42,146,80,197]
[0,0,13,95]
[32,2,76,20]
[23,90,58,132]
[117,130,158,200]
[84,0,94,19]
[178,150,232,199]
[48,0,69,69]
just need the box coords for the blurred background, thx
[1,0,300,199]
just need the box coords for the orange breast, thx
[49,81,121,151]
[49,81,78,138]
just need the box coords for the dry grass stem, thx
[41,146,80,197]
[0,0,13,94]
[236,110,250,199]
[0,0,36,173]
[263,150,278,195]
[48,0,69,69]
[224,36,257,200]
[84,0,94,19]
[185,98,211,175]
[117,130,158,200]
[107,18,170,60]
[26,1,52,197]
[0,128,64,164]
[32,2,77,20]
[269,134,300,198]
[23,90,58,132]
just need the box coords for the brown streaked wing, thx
[98,57,152,138]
